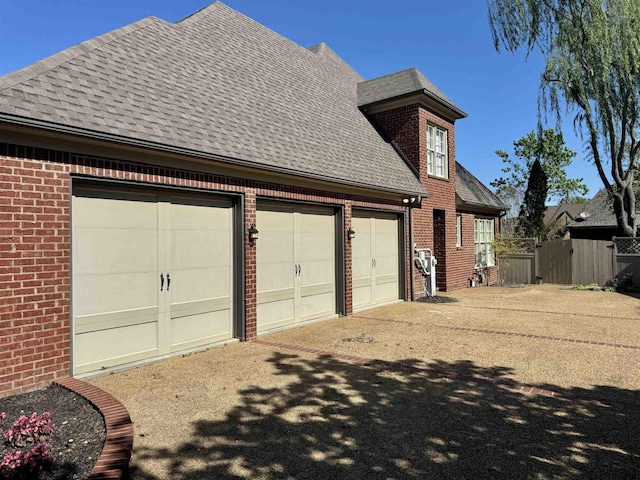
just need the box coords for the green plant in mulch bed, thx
[573,272,634,293]
[0,412,55,479]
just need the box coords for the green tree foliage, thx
[491,129,587,207]
[560,195,588,204]
[517,159,549,239]
[487,0,639,237]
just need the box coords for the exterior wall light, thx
[403,196,417,204]
[347,227,356,240]
[248,224,259,241]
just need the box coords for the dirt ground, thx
[92,285,640,479]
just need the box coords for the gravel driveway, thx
[92,285,640,479]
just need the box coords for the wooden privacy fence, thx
[496,238,536,285]
[615,237,640,287]
[498,237,639,286]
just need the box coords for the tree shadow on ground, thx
[129,354,640,479]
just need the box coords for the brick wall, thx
[0,142,408,398]
[0,152,71,397]
[373,105,459,293]
[447,212,501,290]
[447,213,477,290]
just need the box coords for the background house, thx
[0,2,503,397]
[544,203,585,239]
[567,188,639,240]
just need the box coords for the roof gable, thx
[0,2,426,196]
[544,203,585,226]
[357,68,466,119]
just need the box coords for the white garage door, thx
[256,203,336,333]
[72,186,234,375]
[352,211,401,311]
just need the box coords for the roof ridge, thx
[359,67,416,84]
[175,1,221,25]
[408,68,422,91]
[177,2,343,65]
[0,17,164,93]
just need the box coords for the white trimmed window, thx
[427,125,448,178]
[474,218,494,267]
[456,214,462,247]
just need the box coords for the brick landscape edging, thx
[55,378,133,480]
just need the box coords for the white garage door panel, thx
[257,208,296,333]
[75,306,159,334]
[373,216,399,304]
[298,210,335,320]
[167,199,233,353]
[352,212,401,310]
[72,187,235,375]
[170,308,231,351]
[257,300,295,332]
[257,204,335,332]
[73,190,159,229]
[73,190,161,374]
[74,322,159,375]
[352,216,373,310]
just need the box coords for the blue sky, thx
[0,0,602,202]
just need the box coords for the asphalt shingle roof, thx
[544,203,585,226]
[0,2,427,196]
[568,187,638,229]
[455,162,505,211]
[357,68,466,118]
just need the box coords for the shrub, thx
[603,273,633,292]
[0,412,54,479]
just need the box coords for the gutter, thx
[458,198,506,212]
[0,113,427,199]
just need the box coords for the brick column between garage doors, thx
[244,189,257,340]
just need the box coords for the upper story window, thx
[427,125,448,179]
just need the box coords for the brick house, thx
[0,2,504,397]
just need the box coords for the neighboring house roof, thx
[0,2,427,196]
[357,68,467,119]
[568,187,638,230]
[455,162,506,212]
[544,203,585,226]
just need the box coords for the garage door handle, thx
[160,273,164,291]
[299,264,302,275]
[167,273,171,291]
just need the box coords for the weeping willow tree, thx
[487,0,639,236]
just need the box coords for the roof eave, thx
[0,112,428,198]
[360,90,467,121]
[422,89,467,119]
[456,197,506,213]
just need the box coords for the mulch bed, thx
[0,384,105,479]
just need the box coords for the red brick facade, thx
[0,142,411,398]
[373,103,500,295]
[1,98,501,398]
